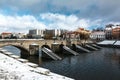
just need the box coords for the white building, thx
[12,33,26,39]
[105,24,113,39]
[90,31,105,41]
[29,29,67,39]
[55,29,61,37]
[29,29,45,38]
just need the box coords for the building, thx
[29,29,45,39]
[12,33,26,39]
[90,31,105,41]
[75,28,91,40]
[64,28,90,40]
[112,25,120,40]
[105,24,113,40]
[44,29,65,39]
[29,29,67,39]
[44,29,54,39]
[1,32,12,39]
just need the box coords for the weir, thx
[91,44,102,49]
[63,46,79,56]
[85,44,98,50]
[41,47,62,60]
[76,45,90,53]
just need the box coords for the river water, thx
[2,46,120,80]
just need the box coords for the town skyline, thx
[0,0,120,33]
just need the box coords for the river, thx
[2,46,120,80]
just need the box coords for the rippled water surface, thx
[3,46,120,80]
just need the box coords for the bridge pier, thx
[29,43,39,56]
[51,43,60,53]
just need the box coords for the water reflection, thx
[2,46,21,56]
[2,46,120,80]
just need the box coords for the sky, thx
[0,0,120,33]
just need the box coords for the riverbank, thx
[0,48,74,80]
[97,40,120,48]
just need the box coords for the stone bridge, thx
[0,39,66,56]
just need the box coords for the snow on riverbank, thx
[0,48,74,80]
[97,40,115,45]
[98,40,120,46]
[114,41,120,45]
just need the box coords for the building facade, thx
[44,29,66,39]
[75,28,90,40]
[64,28,90,40]
[12,33,26,39]
[112,25,120,40]
[105,24,113,40]
[90,31,105,41]
[29,29,45,39]
[1,32,12,39]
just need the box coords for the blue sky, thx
[0,0,120,33]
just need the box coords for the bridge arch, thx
[0,44,30,56]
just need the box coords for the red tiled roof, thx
[1,32,12,35]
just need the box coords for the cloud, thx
[40,13,103,30]
[0,14,46,33]
[0,0,93,15]
[40,13,88,30]
[0,0,120,22]
[0,12,104,33]
[0,0,120,33]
